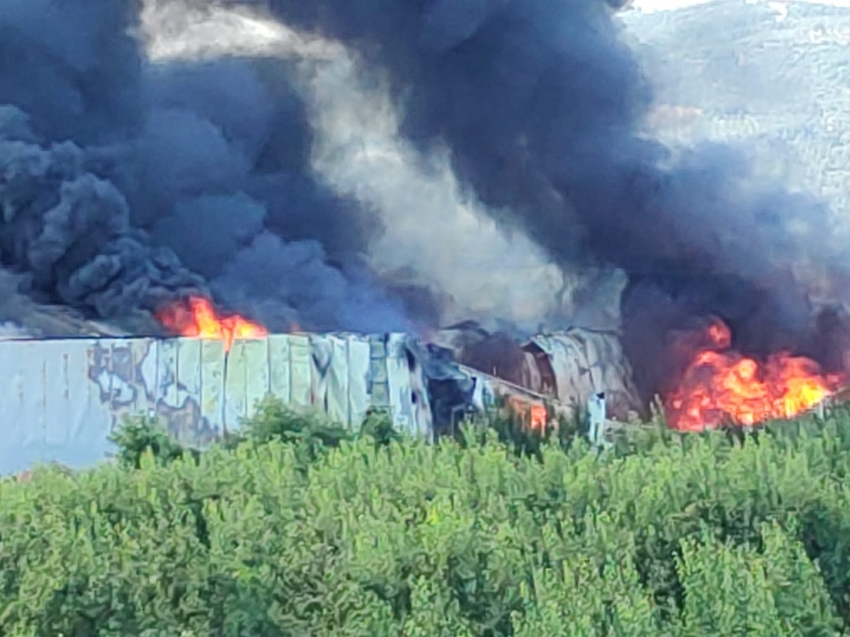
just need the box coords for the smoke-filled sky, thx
[0,0,584,335]
[2,0,849,397]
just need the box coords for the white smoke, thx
[140,0,337,61]
[302,53,573,327]
[139,0,614,331]
[0,323,31,340]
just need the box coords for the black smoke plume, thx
[0,0,410,334]
[228,0,850,400]
[2,0,849,404]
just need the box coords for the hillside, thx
[623,0,850,220]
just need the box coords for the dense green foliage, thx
[4,401,850,635]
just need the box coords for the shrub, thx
[111,399,403,473]
[108,414,197,470]
[3,403,850,635]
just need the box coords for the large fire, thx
[666,318,844,431]
[156,296,267,352]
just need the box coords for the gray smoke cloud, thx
[214,0,850,398]
[0,0,413,334]
[140,0,589,331]
[0,107,207,317]
[3,0,850,402]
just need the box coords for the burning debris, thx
[432,320,642,421]
[665,318,844,430]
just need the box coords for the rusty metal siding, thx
[0,333,427,474]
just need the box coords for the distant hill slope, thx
[622,0,850,219]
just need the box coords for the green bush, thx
[108,414,198,470]
[109,399,402,474]
[4,401,850,635]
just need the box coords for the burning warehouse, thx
[0,296,641,474]
[0,291,841,475]
[2,0,850,472]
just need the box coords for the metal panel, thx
[289,335,312,408]
[385,334,417,435]
[308,335,351,425]
[132,339,159,417]
[8,341,41,451]
[177,339,203,407]
[67,339,113,471]
[348,338,371,426]
[166,339,205,446]
[0,339,112,474]
[200,340,226,433]
[369,335,391,408]
[326,337,350,426]
[242,339,270,419]
[158,339,180,409]
[41,342,70,445]
[223,338,270,431]
[407,351,433,439]
[587,393,608,449]
[268,335,291,404]
[530,330,641,421]
[310,336,332,413]
[223,342,248,429]
[86,338,158,430]
[0,332,440,473]
[67,340,101,448]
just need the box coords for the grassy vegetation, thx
[3,400,850,635]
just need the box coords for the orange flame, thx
[666,318,844,431]
[505,396,549,431]
[156,296,267,352]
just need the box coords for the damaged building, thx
[0,307,640,474]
